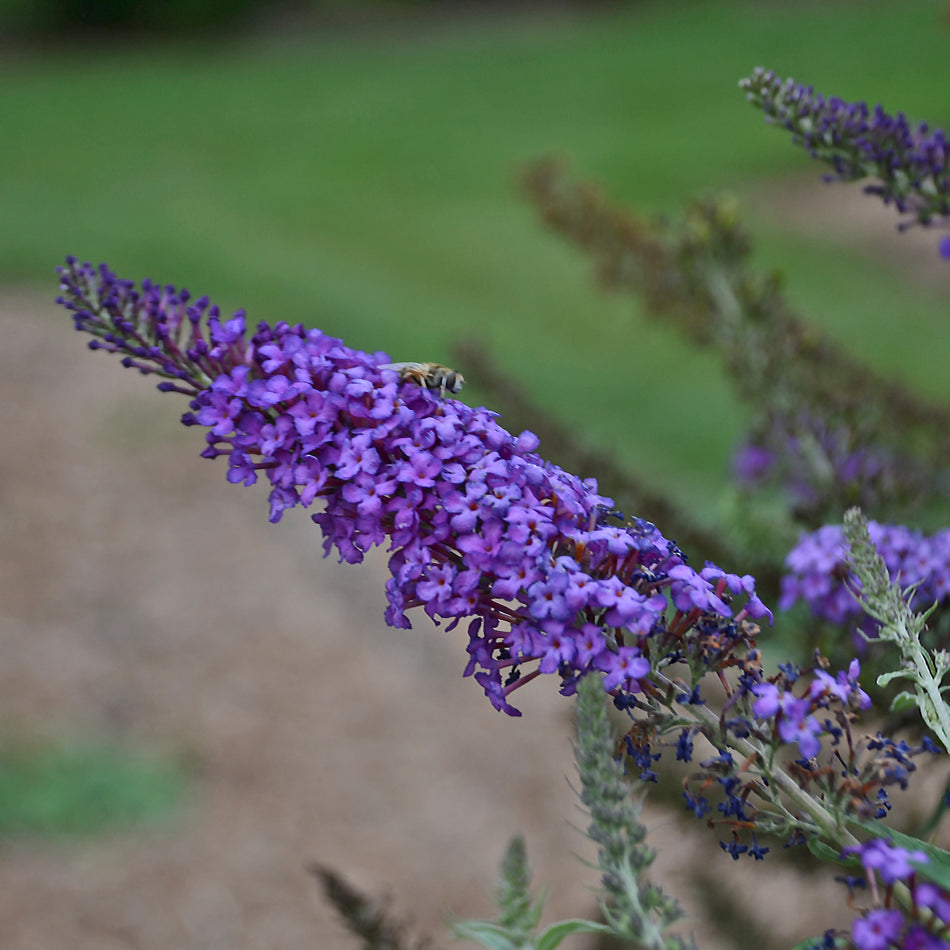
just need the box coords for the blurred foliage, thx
[0,0,631,38]
[310,863,438,950]
[0,0,259,34]
[521,157,950,531]
[516,157,950,673]
[0,736,186,835]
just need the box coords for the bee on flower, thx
[381,361,464,396]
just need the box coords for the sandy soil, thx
[746,173,950,294]
[0,283,927,950]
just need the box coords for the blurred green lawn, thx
[4,0,949,514]
[0,738,184,835]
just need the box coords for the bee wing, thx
[380,362,424,373]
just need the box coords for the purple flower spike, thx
[57,258,770,714]
[742,68,950,234]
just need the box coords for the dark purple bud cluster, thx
[781,521,950,627]
[57,258,771,715]
[609,639,941,873]
[741,67,950,231]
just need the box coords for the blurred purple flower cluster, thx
[57,258,771,715]
[781,521,950,627]
[732,410,914,521]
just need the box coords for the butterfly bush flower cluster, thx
[781,521,950,628]
[57,258,937,861]
[53,61,950,950]
[57,257,775,717]
[740,67,950,242]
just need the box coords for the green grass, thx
[4,0,950,510]
[0,738,186,835]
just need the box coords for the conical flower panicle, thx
[57,258,770,715]
[741,67,950,228]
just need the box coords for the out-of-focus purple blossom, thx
[732,443,774,485]
[809,658,871,710]
[776,705,822,760]
[57,258,770,716]
[903,925,950,950]
[781,521,950,627]
[842,842,948,950]
[741,67,950,232]
[916,882,950,929]
[845,838,928,886]
[751,682,823,759]
[750,682,781,719]
[852,909,906,950]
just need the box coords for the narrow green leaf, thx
[536,919,615,950]
[806,836,853,866]
[452,920,521,950]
